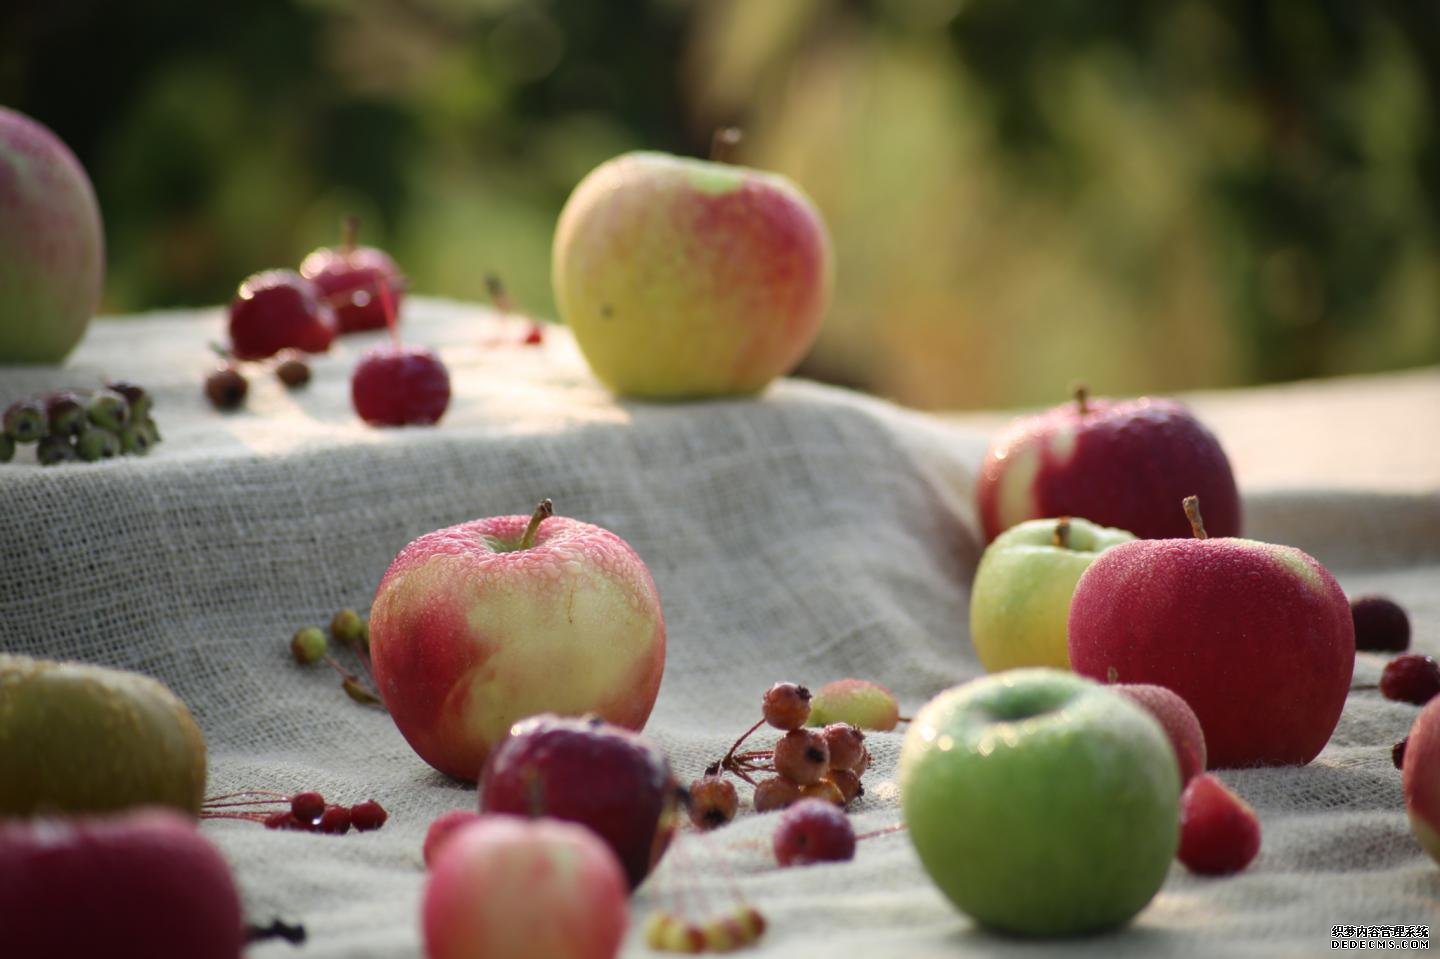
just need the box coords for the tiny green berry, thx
[330,608,364,647]
[75,427,121,462]
[36,434,78,466]
[118,425,152,456]
[107,381,152,420]
[290,626,327,665]
[46,391,88,435]
[4,400,47,443]
[85,390,131,431]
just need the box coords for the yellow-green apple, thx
[422,815,628,959]
[977,387,1240,542]
[369,501,666,781]
[969,517,1135,672]
[899,669,1179,937]
[551,151,833,399]
[1403,696,1440,865]
[0,107,104,363]
[1113,683,1207,786]
[478,714,680,890]
[1068,497,1354,767]
[0,809,244,958]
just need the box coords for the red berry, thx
[264,811,298,830]
[688,776,739,830]
[351,344,451,426]
[275,350,312,388]
[522,323,545,346]
[318,805,352,834]
[229,270,336,361]
[290,791,325,822]
[1177,773,1261,875]
[752,777,802,813]
[1351,595,1410,653]
[822,723,866,772]
[828,769,863,803]
[349,799,388,832]
[772,799,855,867]
[1393,737,1408,769]
[772,729,829,785]
[1380,654,1440,706]
[762,683,811,731]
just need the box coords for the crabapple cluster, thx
[2,383,160,465]
[201,788,387,836]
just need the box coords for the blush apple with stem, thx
[978,386,1240,542]
[369,501,666,781]
[1069,496,1354,767]
[300,215,405,333]
[350,276,451,426]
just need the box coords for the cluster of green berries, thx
[1,382,161,466]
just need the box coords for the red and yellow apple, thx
[551,151,832,399]
[423,815,629,959]
[977,389,1240,542]
[1069,497,1353,767]
[1403,696,1440,865]
[0,107,104,363]
[369,501,666,781]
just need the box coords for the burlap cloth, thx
[2,300,1437,957]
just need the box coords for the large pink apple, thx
[0,107,104,363]
[369,501,666,781]
[0,809,244,958]
[977,389,1240,542]
[1068,497,1353,767]
[423,815,629,959]
[1403,696,1440,865]
[552,151,833,399]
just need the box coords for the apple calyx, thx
[1053,517,1072,549]
[1182,495,1208,540]
[517,499,555,551]
[710,127,743,163]
[1073,382,1090,416]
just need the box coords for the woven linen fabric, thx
[1,301,1436,958]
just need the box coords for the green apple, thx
[969,517,1134,672]
[899,669,1179,937]
[551,151,832,399]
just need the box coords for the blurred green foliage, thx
[2,0,1437,407]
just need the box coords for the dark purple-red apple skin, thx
[1069,538,1354,767]
[0,809,244,959]
[300,244,404,333]
[477,714,678,890]
[977,397,1240,542]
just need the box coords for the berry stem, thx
[519,499,554,550]
[720,718,764,772]
[1073,382,1090,415]
[341,214,359,253]
[1053,516,1071,549]
[484,274,515,315]
[710,127,743,163]
[1183,495,1208,539]
[245,919,307,946]
[854,821,909,842]
[376,274,399,347]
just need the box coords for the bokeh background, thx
[4,0,1438,409]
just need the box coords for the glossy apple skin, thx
[969,517,1135,672]
[423,815,628,959]
[1403,696,1440,865]
[977,396,1240,542]
[0,107,103,363]
[552,151,832,399]
[300,244,403,333]
[478,714,679,890]
[899,669,1179,937]
[369,513,666,782]
[1069,537,1353,767]
[228,269,337,360]
[1114,683,1207,785]
[0,809,244,958]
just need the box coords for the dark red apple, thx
[1069,497,1353,767]
[477,714,679,890]
[977,388,1240,542]
[351,343,451,426]
[228,269,337,360]
[299,216,405,333]
[0,808,244,958]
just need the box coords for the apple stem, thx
[340,214,359,253]
[1183,495,1208,539]
[1053,517,1072,549]
[519,499,554,551]
[376,274,400,346]
[710,127,743,163]
[1073,382,1090,415]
